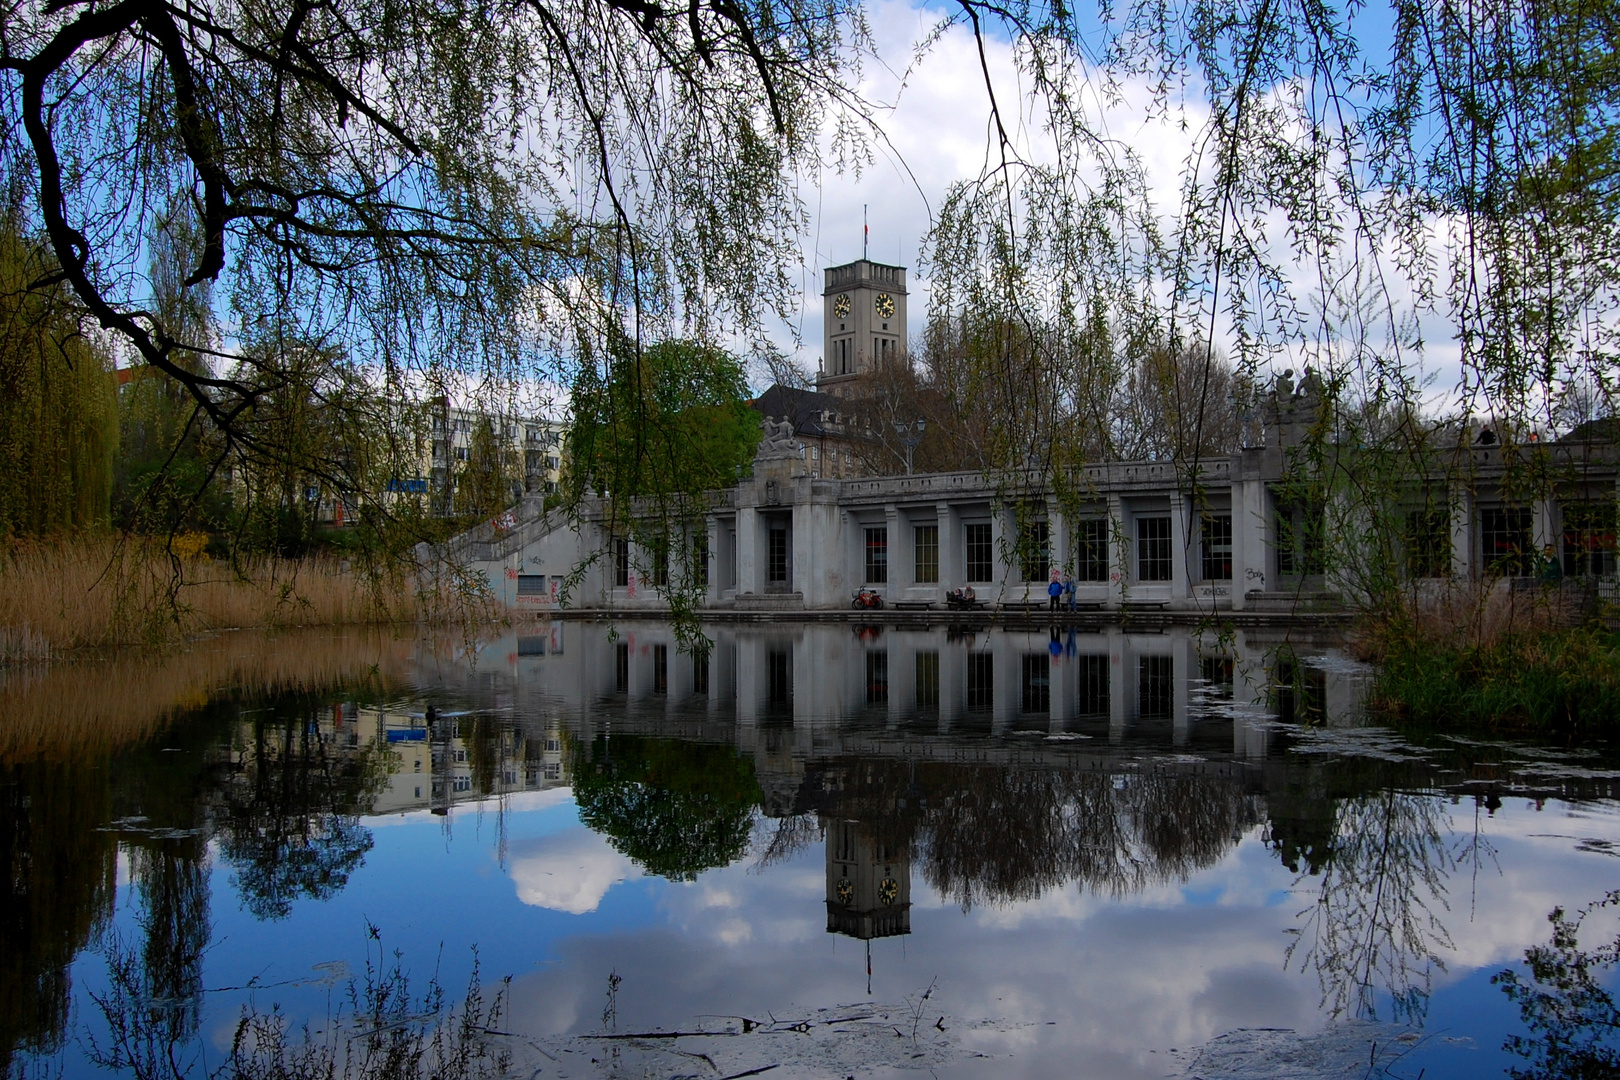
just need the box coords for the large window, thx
[966,522,994,582]
[914,524,940,583]
[1076,518,1109,581]
[768,525,789,583]
[1201,514,1233,580]
[694,534,710,587]
[864,526,889,584]
[1276,501,1326,575]
[1563,501,1618,577]
[1481,506,1534,577]
[652,644,668,694]
[1405,508,1451,578]
[612,537,630,587]
[1137,516,1172,581]
[1020,519,1050,582]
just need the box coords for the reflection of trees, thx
[1494,889,1620,1080]
[1285,790,1454,1024]
[796,758,1259,910]
[573,736,761,881]
[218,707,387,920]
[923,766,1258,909]
[0,759,116,1074]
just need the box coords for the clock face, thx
[833,294,851,319]
[836,878,854,906]
[875,293,895,319]
[878,877,899,905]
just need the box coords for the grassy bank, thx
[0,536,487,656]
[1358,584,1620,736]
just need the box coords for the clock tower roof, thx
[823,259,907,295]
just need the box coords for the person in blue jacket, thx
[1048,575,1063,612]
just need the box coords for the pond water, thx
[4,620,1620,1080]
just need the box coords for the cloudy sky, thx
[757,0,1474,412]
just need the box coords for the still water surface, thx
[4,621,1620,1079]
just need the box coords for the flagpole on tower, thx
[863,204,868,261]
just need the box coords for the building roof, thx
[750,384,863,440]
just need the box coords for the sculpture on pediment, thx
[757,415,800,459]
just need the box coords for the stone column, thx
[737,505,761,595]
[1107,494,1127,609]
[1170,491,1191,600]
[1050,503,1069,582]
[990,502,1012,603]
[1450,482,1473,582]
[704,515,721,604]
[937,502,963,592]
[1231,478,1259,609]
[886,505,907,594]
[1533,496,1555,555]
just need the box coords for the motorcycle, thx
[851,587,885,610]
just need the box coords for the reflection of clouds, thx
[508,827,641,914]
[498,799,1620,1077]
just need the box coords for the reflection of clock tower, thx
[818,259,908,398]
[824,818,911,939]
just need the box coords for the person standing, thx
[1048,575,1063,612]
[1063,570,1076,611]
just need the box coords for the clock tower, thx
[818,259,907,398]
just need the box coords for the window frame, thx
[1200,513,1233,581]
[864,526,889,584]
[1137,516,1172,582]
[965,522,994,582]
[914,524,940,584]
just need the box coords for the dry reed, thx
[0,627,424,761]
[0,537,487,653]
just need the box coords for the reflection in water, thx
[1495,889,1620,1080]
[217,706,389,921]
[573,735,762,882]
[5,621,1620,1076]
[0,759,116,1074]
[1285,790,1454,1024]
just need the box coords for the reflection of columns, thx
[939,642,965,731]
[890,645,915,726]
[993,638,1018,732]
[938,502,963,591]
[1108,628,1127,742]
[1170,492,1191,599]
[1172,634,1191,745]
[1450,483,1473,581]
[710,634,737,713]
[737,505,761,594]
[735,635,764,722]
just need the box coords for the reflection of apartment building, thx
[353,707,570,815]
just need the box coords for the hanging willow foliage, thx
[0,226,116,537]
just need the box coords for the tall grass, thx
[0,536,490,653]
[1357,581,1620,735]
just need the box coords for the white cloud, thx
[507,827,642,914]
